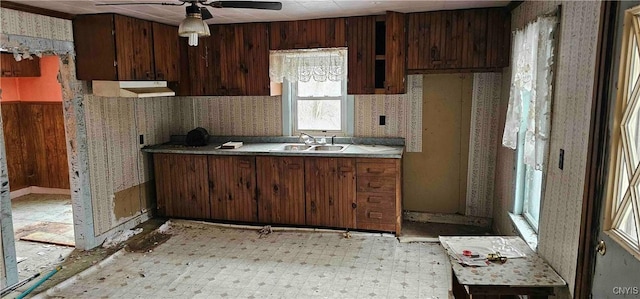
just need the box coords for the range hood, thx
[92,81,175,98]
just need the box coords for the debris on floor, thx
[124,231,172,253]
[102,228,143,248]
[342,230,351,239]
[258,225,272,238]
[157,220,173,233]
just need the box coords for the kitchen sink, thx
[271,143,349,152]
[272,144,312,151]
[309,145,346,151]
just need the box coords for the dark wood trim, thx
[0,1,74,20]
[575,1,618,298]
[506,1,524,12]
[408,67,503,74]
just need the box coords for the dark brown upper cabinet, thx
[184,22,270,96]
[1,53,40,77]
[407,8,510,72]
[270,18,346,50]
[347,12,406,95]
[152,22,181,82]
[74,14,180,81]
[346,16,376,95]
[385,11,407,94]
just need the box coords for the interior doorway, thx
[0,54,74,281]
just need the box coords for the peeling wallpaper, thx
[84,96,191,235]
[493,1,602,296]
[0,8,73,41]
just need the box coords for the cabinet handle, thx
[287,164,301,169]
[157,72,164,80]
[367,168,384,174]
[367,196,383,203]
[368,181,384,188]
[368,212,383,219]
[3,71,12,76]
[339,166,353,172]
[352,202,357,209]
[239,160,251,168]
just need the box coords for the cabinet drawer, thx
[357,176,396,192]
[356,194,396,231]
[357,162,397,176]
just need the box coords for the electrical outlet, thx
[139,134,144,145]
[379,115,386,126]
[559,149,564,170]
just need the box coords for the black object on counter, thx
[185,127,209,146]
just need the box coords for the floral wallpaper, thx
[0,8,73,41]
[493,1,602,296]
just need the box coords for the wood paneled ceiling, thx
[3,0,509,24]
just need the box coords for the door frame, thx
[575,1,619,297]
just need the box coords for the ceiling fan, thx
[97,0,283,46]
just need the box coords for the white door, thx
[592,2,640,298]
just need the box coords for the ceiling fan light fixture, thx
[178,11,210,47]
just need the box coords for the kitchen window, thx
[269,48,353,136]
[502,15,558,234]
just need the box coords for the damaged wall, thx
[84,96,192,235]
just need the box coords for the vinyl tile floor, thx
[11,193,75,281]
[43,220,452,299]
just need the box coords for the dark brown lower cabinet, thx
[153,154,210,219]
[208,156,258,222]
[152,153,401,234]
[256,156,306,225]
[304,157,357,229]
[355,158,402,234]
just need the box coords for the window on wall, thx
[269,48,353,136]
[502,16,558,233]
[606,5,640,257]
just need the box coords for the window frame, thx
[282,78,354,137]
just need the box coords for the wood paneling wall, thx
[1,102,69,191]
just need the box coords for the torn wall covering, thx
[84,96,193,235]
[0,8,74,54]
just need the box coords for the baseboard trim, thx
[403,211,492,228]
[10,187,71,199]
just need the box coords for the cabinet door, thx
[152,22,180,81]
[73,14,118,80]
[217,24,244,95]
[114,15,155,80]
[256,156,305,225]
[461,9,488,69]
[240,23,270,96]
[208,156,257,222]
[305,157,356,228]
[385,11,406,94]
[270,18,346,50]
[347,16,376,94]
[0,53,40,77]
[153,154,210,219]
[186,30,220,95]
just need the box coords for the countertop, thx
[142,142,404,159]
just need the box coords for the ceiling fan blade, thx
[201,7,214,20]
[96,2,185,6]
[209,1,282,10]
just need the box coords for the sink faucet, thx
[299,132,317,145]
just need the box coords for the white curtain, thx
[269,48,347,83]
[502,16,557,170]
